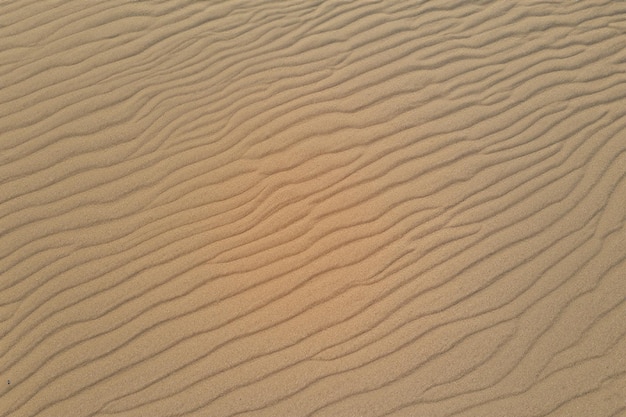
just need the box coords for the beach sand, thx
[1,1,625,416]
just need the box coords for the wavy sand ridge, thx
[1,1,625,416]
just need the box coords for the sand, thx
[1,1,625,416]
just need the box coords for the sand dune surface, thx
[1,1,626,416]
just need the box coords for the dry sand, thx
[1,1,626,416]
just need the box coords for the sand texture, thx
[1,1,626,416]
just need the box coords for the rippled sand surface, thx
[1,1,625,416]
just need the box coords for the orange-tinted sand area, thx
[1,1,625,416]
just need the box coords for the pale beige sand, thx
[1,1,626,416]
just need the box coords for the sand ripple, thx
[1,1,625,416]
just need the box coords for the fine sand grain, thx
[1,1,625,416]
